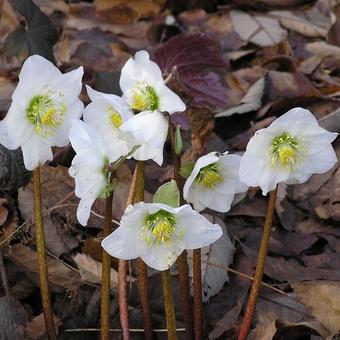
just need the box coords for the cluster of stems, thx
[32,124,277,340]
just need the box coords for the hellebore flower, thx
[69,120,112,226]
[119,50,186,114]
[120,110,169,165]
[239,107,338,195]
[83,85,134,161]
[0,55,83,170]
[183,152,248,212]
[101,202,222,271]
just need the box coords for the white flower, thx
[101,202,222,271]
[83,85,134,162]
[239,107,338,195]
[183,152,248,212]
[0,55,83,170]
[120,110,169,165]
[69,120,111,226]
[119,50,186,114]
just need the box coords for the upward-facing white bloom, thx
[83,85,134,161]
[0,55,84,170]
[183,152,248,212]
[69,120,112,226]
[120,50,186,114]
[101,202,222,271]
[239,107,338,195]
[120,110,169,165]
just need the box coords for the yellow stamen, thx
[196,163,223,188]
[108,107,122,128]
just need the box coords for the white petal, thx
[21,134,53,170]
[0,103,33,149]
[52,66,83,105]
[141,240,185,271]
[77,193,97,226]
[120,110,168,165]
[45,101,84,147]
[177,205,223,249]
[158,85,186,114]
[12,55,62,101]
[120,50,164,95]
[101,224,144,259]
[183,152,220,201]
[69,120,108,157]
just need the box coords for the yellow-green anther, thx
[271,132,299,168]
[26,95,66,138]
[108,107,123,128]
[132,85,159,111]
[141,210,176,245]
[196,163,223,188]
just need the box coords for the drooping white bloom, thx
[0,55,84,170]
[101,202,222,271]
[183,152,248,212]
[69,120,112,226]
[83,85,134,162]
[239,107,338,195]
[119,50,186,114]
[120,110,169,165]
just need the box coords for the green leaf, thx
[5,0,58,62]
[153,180,180,208]
[174,125,182,155]
[179,162,195,179]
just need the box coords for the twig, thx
[193,249,202,339]
[118,164,139,340]
[237,187,278,340]
[168,119,193,339]
[33,168,56,340]
[65,328,186,333]
[162,270,177,340]
[100,174,115,340]
[134,161,153,340]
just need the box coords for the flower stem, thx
[100,182,114,340]
[33,167,56,340]
[193,248,202,340]
[117,164,139,340]
[118,259,129,340]
[237,187,278,340]
[134,161,153,340]
[162,270,177,340]
[168,119,194,339]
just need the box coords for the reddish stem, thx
[237,188,278,340]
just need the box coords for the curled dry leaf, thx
[9,244,80,292]
[311,165,340,221]
[229,10,287,47]
[187,215,235,302]
[270,4,335,38]
[215,77,265,117]
[72,253,134,289]
[292,281,340,335]
[24,313,61,340]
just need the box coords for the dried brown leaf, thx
[9,244,80,292]
[24,313,61,340]
[292,281,340,334]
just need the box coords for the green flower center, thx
[26,94,66,138]
[141,210,176,245]
[195,163,223,188]
[270,132,299,168]
[107,107,123,128]
[132,84,159,111]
